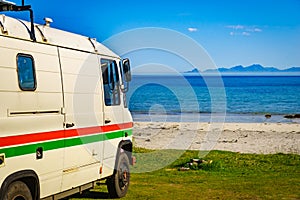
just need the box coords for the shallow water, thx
[128,75,300,123]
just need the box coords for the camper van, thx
[0,1,134,199]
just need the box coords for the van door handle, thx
[105,119,111,124]
[65,123,75,128]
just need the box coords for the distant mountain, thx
[185,64,300,74]
[283,67,300,72]
[184,68,200,73]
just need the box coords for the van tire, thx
[107,153,130,198]
[4,181,33,200]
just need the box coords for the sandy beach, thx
[133,122,300,154]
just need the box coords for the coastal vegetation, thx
[69,148,300,200]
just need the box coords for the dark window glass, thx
[101,59,120,106]
[17,54,36,91]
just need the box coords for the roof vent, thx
[44,17,53,27]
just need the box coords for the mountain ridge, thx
[184,64,300,74]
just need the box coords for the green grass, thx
[68,149,300,200]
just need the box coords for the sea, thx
[127,75,300,123]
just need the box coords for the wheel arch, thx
[106,141,132,198]
[117,140,133,166]
[0,170,40,200]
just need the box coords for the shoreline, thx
[133,121,300,155]
[132,112,300,124]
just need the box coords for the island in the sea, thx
[184,64,300,75]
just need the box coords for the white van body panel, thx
[0,29,65,197]
[0,14,133,199]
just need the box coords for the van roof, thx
[0,15,120,58]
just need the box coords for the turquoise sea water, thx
[128,75,300,123]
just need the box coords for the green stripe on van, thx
[0,129,132,158]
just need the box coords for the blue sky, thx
[5,0,300,71]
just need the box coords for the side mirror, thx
[122,58,131,82]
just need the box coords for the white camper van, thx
[0,1,134,199]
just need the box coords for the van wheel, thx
[107,153,130,198]
[4,181,33,200]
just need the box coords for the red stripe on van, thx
[0,122,133,148]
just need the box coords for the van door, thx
[58,48,104,191]
[100,58,125,175]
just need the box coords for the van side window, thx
[17,54,36,91]
[101,59,120,106]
